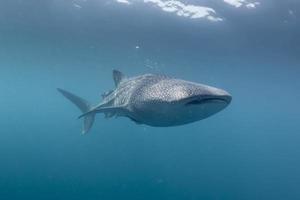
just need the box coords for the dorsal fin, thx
[113,70,126,87]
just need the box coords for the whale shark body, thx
[58,70,232,134]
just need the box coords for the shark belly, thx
[129,102,216,127]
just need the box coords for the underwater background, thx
[0,0,300,199]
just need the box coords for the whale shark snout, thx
[184,87,232,106]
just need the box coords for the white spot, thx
[115,0,131,5]
[289,10,294,15]
[246,2,260,8]
[246,3,255,8]
[135,46,140,49]
[162,6,177,12]
[73,3,82,9]
[223,0,260,9]
[144,0,223,22]
[223,0,244,7]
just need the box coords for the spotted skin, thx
[93,73,232,127]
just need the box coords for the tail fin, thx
[57,88,95,134]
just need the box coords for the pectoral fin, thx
[78,105,127,119]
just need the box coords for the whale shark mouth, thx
[185,97,230,106]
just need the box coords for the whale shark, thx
[58,70,232,134]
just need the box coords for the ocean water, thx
[0,0,300,199]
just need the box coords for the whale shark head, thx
[165,79,232,125]
[178,81,231,105]
[137,78,232,126]
[179,81,232,121]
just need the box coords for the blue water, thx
[1,0,300,199]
